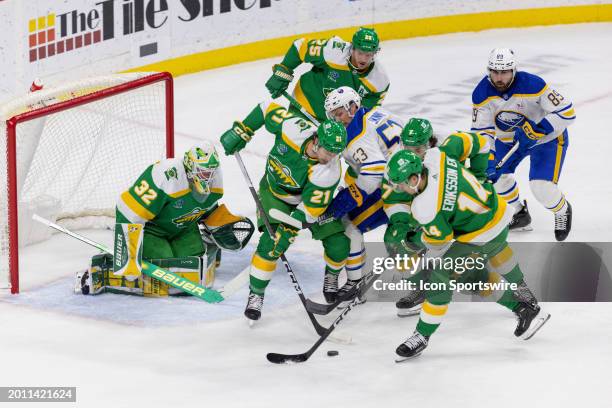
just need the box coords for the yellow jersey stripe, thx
[168,188,191,198]
[513,84,548,98]
[457,197,508,243]
[436,152,447,213]
[252,253,277,272]
[304,204,326,218]
[351,200,383,226]
[120,191,155,221]
[281,132,301,153]
[422,301,449,316]
[294,81,316,117]
[359,77,377,92]
[324,253,346,268]
[473,96,501,108]
[489,245,514,268]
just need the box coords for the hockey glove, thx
[220,121,254,155]
[269,224,299,258]
[514,119,552,149]
[486,158,501,184]
[325,184,365,219]
[265,64,294,98]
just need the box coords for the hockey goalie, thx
[76,142,254,297]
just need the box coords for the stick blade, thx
[306,298,336,315]
[266,352,309,364]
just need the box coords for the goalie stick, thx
[31,214,250,301]
[234,152,352,344]
[266,271,377,364]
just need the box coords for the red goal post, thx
[1,72,174,294]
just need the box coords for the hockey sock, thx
[495,175,522,211]
[530,179,567,213]
[416,300,449,337]
[249,253,277,295]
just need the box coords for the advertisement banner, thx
[0,0,608,98]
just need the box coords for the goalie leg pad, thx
[147,257,203,295]
[113,223,144,281]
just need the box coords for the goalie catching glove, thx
[199,204,255,251]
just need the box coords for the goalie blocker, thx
[77,204,254,297]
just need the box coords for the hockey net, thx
[0,72,174,293]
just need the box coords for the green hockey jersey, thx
[254,100,342,220]
[411,148,513,248]
[438,131,492,181]
[281,36,390,121]
[116,158,223,238]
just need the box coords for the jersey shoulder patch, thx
[322,36,350,69]
[281,117,316,152]
[151,158,191,197]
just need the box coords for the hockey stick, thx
[282,91,321,126]
[269,208,335,230]
[234,152,351,343]
[305,271,374,315]
[496,142,520,169]
[266,271,377,364]
[32,214,228,303]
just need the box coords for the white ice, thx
[1,23,612,408]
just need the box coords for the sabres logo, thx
[495,111,526,132]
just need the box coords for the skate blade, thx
[521,312,551,340]
[396,306,422,317]
[395,352,423,363]
[509,225,533,232]
[247,318,257,327]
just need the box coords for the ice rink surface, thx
[2,23,612,407]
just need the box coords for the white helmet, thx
[324,86,362,120]
[487,48,516,72]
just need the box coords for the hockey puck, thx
[327,350,339,357]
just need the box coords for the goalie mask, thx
[183,142,220,195]
[200,204,255,251]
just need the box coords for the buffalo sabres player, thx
[471,48,575,241]
[323,86,403,302]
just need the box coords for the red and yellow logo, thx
[28,13,101,62]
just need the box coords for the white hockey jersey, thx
[342,106,404,194]
[471,71,576,145]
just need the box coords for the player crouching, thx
[77,143,254,298]
[385,149,550,360]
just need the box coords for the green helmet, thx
[183,142,220,194]
[387,150,423,185]
[352,27,380,53]
[401,118,433,146]
[317,120,347,154]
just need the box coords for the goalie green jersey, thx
[411,148,513,247]
[251,101,342,220]
[116,158,223,238]
[280,36,390,121]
